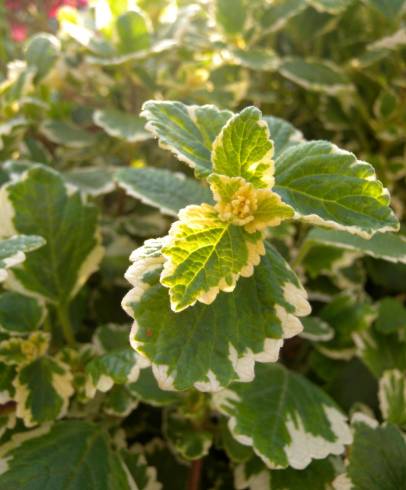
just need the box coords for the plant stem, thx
[187,459,203,490]
[57,302,76,347]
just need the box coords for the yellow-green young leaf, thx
[0,235,45,282]
[234,455,336,489]
[115,168,213,217]
[0,420,138,489]
[0,292,46,336]
[274,141,399,237]
[278,58,353,95]
[0,166,103,303]
[93,108,152,143]
[0,332,50,367]
[212,107,274,188]
[209,174,294,233]
[164,410,212,460]
[160,204,265,311]
[141,100,233,178]
[213,364,352,469]
[122,239,309,391]
[14,356,73,427]
[379,370,406,427]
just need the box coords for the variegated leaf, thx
[213,363,352,469]
[122,239,309,391]
[141,100,232,178]
[274,141,399,237]
[0,420,138,489]
[0,235,45,282]
[0,166,103,303]
[115,168,212,217]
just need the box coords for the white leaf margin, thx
[122,241,311,392]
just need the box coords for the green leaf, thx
[0,292,45,335]
[164,410,213,460]
[344,414,406,490]
[115,9,151,54]
[220,418,254,463]
[229,48,279,71]
[86,39,177,66]
[142,439,189,490]
[213,363,352,469]
[40,120,99,149]
[93,323,131,352]
[0,166,103,303]
[123,239,310,391]
[274,141,399,238]
[318,293,374,360]
[85,349,144,398]
[24,33,60,81]
[103,385,139,417]
[93,108,151,143]
[300,317,334,342]
[355,328,406,377]
[364,0,406,17]
[128,368,181,406]
[264,116,304,159]
[160,204,265,311]
[115,167,213,217]
[64,167,115,196]
[235,455,336,489]
[14,356,73,427]
[260,0,306,35]
[306,0,353,13]
[0,235,45,282]
[212,106,274,188]
[215,0,246,34]
[0,420,137,489]
[122,444,161,490]
[141,100,232,178]
[379,370,406,427]
[375,298,406,334]
[278,58,353,95]
[301,228,406,263]
[0,363,16,404]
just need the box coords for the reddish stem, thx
[187,459,203,490]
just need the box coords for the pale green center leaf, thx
[160,203,265,311]
[212,106,275,188]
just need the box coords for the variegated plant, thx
[1,1,406,489]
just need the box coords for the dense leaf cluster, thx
[0,1,406,489]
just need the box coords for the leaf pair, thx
[155,106,294,312]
